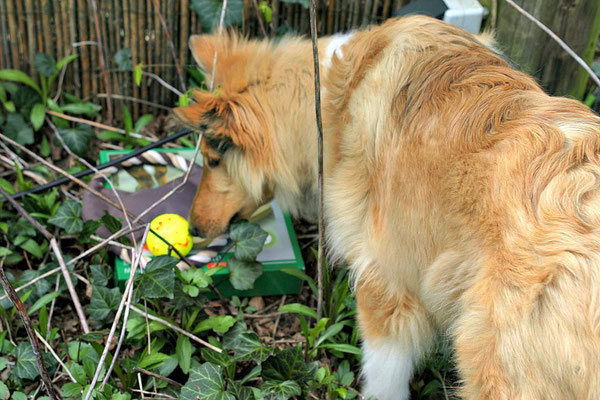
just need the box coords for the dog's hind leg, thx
[356,272,434,400]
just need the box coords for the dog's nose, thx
[189,225,202,237]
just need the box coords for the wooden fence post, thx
[481,0,600,100]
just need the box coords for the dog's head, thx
[173,34,275,238]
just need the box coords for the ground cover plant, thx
[1,2,598,400]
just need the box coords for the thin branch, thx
[504,0,600,88]
[87,0,113,121]
[133,367,183,389]
[96,93,172,112]
[210,0,229,91]
[47,110,126,134]
[252,0,268,37]
[0,185,89,333]
[34,330,77,383]
[141,71,185,97]
[308,0,326,321]
[0,266,62,303]
[129,305,222,352]
[84,224,151,400]
[0,248,61,400]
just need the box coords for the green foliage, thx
[48,200,83,234]
[190,0,245,32]
[230,220,268,261]
[88,286,121,322]
[135,256,177,299]
[114,48,133,71]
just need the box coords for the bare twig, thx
[142,71,185,97]
[491,0,497,31]
[84,225,151,400]
[0,266,62,303]
[308,0,326,321]
[0,185,89,333]
[150,0,187,91]
[210,0,229,91]
[88,0,113,121]
[0,248,61,400]
[129,305,222,352]
[47,110,126,134]
[96,93,172,112]
[34,330,77,383]
[133,367,183,389]
[504,0,600,88]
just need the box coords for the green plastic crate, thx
[100,148,305,297]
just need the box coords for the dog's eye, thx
[207,158,220,168]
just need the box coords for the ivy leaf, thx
[190,0,244,33]
[262,346,316,383]
[90,264,111,287]
[229,220,268,261]
[57,126,94,156]
[114,48,132,71]
[137,352,172,370]
[200,348,232,369]
[34,53,57,77]
[181,362,234,400]
[48,200,83,234]
[12,342,38,380]
[0,381,8,400]
[227,259,263,291]
[226,380,254,400]
[88,286,120,322]
[258,380,301,400]
[223,323,273,363]
[3,112,34,145]
[135,256,177,299]
[100,211,123,234]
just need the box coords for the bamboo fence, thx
[0,0,411,118]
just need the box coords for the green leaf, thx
[88,286,120,321]
[56,54,79,71]
[320,343,362,355]
[258,1,272,23]
[134,114,153,133]
[134,64,143,87]
[193,315,236,334]
[61,382,83,397]
[200,348,232,369]
[17,238,45,259]
[181,268,211,288]
[3,113,34,145]
[135,256,177,299]
[226,379,254,400]
[0,357,8,371]
[13,342,39,380]
[35,53,57,77]
[278,303,317,319]
[227,259,263,291]
[181,362,235,400]
[0,69,42,95]
[48,200,83,234]
[280,267,317,296]
[176,335,193,374]
[229,220,268,261]
[30,103,46,131]
[28,291,61,315]
[0,381,8,400]
[10,393,27,400]
[223,323,273,363]
[191,0,245,33]
[100,211,123,234]
[314,322,345,348]
[258,380,301,400]
[114,48,132,71]
[137,351,171,370]
[90,264,111,287]
[57,126,94,155]
[61,102,102,117]
[40,134,51,156]
[262,346,316,383]
[68,362,87,385]
[123,106,133,134]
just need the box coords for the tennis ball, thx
[146,214,193,258]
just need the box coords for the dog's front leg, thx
[357,275,434,400]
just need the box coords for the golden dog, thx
[174,16,600,399]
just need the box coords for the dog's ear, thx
[189,35,216,72]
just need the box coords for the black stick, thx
[3,129,192,201]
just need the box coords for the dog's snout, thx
[228,212,241,227]
[189,225,202,237]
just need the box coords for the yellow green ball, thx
[146,214,193,258]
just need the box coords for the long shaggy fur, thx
[175,16,600,399]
